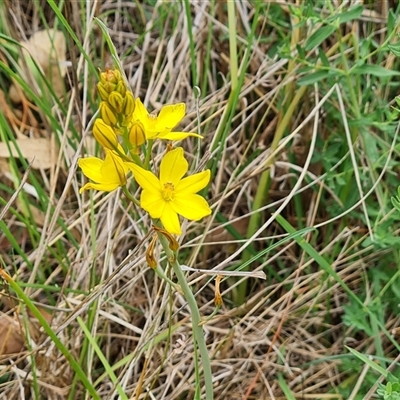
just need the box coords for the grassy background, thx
[1,1,400,399]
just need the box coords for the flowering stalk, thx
[78,67,214,398]
[156,229,214,400]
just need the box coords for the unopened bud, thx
[115,81,127,97]
[98,69,125,101]
[108,91,124,114]
[99,102,118,126]
[97,83,109,102]
[100,69,121,85]
[123,91,135,117]
[129,121,146,149]
[93,119,119,150]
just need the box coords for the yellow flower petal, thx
[171,194,212,220]
[133,98,149,128]
[156,131,203,141]
[127,146,211,235]
[78,152,128,193]
[133,99,191,140]
[176,170,210,195]
[126,162,161,193]
[160,147,188,185]
[156,103,185,131]
[102,151,128,185]
[79,181,120,193]
[78,157,104,182]
[160,202,181,235]
[141,189,164,219]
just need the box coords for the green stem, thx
[121,186,140,207]
[227,1,238,93]
[153,264,181,291]
[183,0,198,86]
[144,139,154,170]
[157,233,214,399]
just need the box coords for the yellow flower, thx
[127,147,211,234]
[133,98,203,141]
[78,150,128,193]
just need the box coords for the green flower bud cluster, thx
[97,69,135,129]
[92,68,145,156]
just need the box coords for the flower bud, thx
[108,91,124,114]
[115,81,127,97]
[98,69,125,101]
[99,102,118,127]
[93,119,119,150]
[97,83,109,102]
[128,121,146,149]
[100,69,121,85]
[123,91,135,118]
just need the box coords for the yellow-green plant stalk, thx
[78,67,214,398]
[155,230,214,399]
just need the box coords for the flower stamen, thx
[162,182,175,201]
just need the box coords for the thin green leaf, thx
[298,70,332,86]
[351,64,400,77]
[305,25,336,51]
[78,317,128,400]
[345,346,389,377]
[335,5,364,24]
[388,9,396,33]
[388,43,400,57]
[277,374,296,400]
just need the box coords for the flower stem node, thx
[127,147,211,235]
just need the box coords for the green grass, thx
[1,1,400,399]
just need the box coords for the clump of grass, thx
[1,1,400,399]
